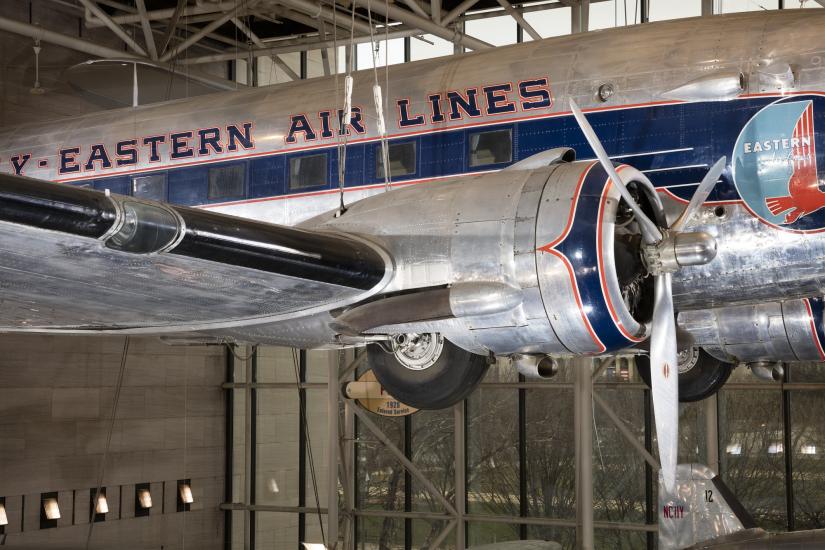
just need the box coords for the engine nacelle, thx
[679,297,825,363]
[313,157,663,356]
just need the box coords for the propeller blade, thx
[671,156,727,232]
[569,99,663,243]
[650,272,679,493]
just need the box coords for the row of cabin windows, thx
[110,128,513,203]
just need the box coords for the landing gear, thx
[636,347,733,402]
[367,333,489,410]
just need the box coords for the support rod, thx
[454,402,466,550]
[441,0,480,26]
[349,0,492,50]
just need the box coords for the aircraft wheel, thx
[367,333,489,410]
[636,347,733,402]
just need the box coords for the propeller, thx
[568,98,726,492]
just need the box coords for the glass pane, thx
[255,511,299,547]
[357,414,406,512]
[208,164,245,200]
[410,34,454,61]
[358,516,404,549]
[412,519,456,549]
[467,521,520,546]
[790,390,825,529]
[592,388,647,524]
[411,408,454,512]
[595,528,649,550]
[290,154,328,189]
[132,174,166,201]
[718,0,779,12]
[718,389,787,530]
[357,38,405,70]
[525,387,575,520]
[469,129,512,167]
[523,7,571,39]
[465,15,517,47]
[649,0,701,20]
[526,525,576,549]
[377,142,417,178]
[467,387,518,516]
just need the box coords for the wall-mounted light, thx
[0,498,7,527]
[768,442,784,455]
[302,544,328,550]
[91,488,109,517]
[43,498,60,520]
[138,489,152,509]
[135,483,152,518]
[177,480,192,512]
[802,444,818,455]
[179,483,193,505]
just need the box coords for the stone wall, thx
[0,334,227,549]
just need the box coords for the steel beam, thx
[432,0,442,24]
[160,4,251,62]
[441,0,481,26]
[705,394,719,473]
[328,357,340,548]
[701,0,713,15]
[349,0,492,50]
[495,0,542,40]
[177,28,422,65]
[85,1,244,27]
[135,0,158,59]
[0,15,138,60]
[572,0,589,33]
[454,402,466,550]
[277,0,376,36]
[574,357,594,550]
[231,17,301,81]
[77,0,148,56]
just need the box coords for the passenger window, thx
[469,129,512,167]
[132,174,167,201]
[208,164,245,200]
[289,154,328,189]
[377,142,416,178]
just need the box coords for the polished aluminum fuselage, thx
[2,10,825,359]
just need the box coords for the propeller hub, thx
[643,231,717,275]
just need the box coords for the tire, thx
[367,334,490,410]
[636,347,733,403]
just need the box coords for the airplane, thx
[659,464,825,549]
[0,8,824,490]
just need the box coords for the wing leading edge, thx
[0,172,391,333]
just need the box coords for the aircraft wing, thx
[0,172,390,334]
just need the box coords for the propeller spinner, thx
[568,98,725,491]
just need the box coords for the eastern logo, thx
[733,99,825,231]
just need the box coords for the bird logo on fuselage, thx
[734,99,825,230]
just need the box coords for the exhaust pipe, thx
[512,354,559,380]
[749,361,784,382]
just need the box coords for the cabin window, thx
[208,164,246,200]
[289,154,328,189]
[468,129,512,167]
[132,174,167,201]
[376,141,417,178]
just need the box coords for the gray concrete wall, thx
[0,334,227,549]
